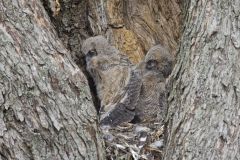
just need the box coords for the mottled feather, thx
[100,44,174,127]
[81,35,133,113]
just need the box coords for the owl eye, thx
[87,49,97,58]
[146,59,158,70]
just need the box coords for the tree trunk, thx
[4,0,238,159]
[45,0,181,63]
[42,0,181,113]
[0,0,104,159]
[164,0,240,159]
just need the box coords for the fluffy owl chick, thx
[81,36,132,112]
[100,65,143,127]
[135,45,174,123]
[100,44,174,127]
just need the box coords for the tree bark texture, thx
[164,0,240,159]
[0,0,104,159]
[44,0,181,64]
[105,0,181,62]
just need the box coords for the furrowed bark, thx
[43,0,181,63]
[164,0,240,159]
[40,0,181,114]
[0,0,104,159]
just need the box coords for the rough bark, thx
[44,0,181,63]
[0,0,104,159]
[105,0,181,63]
[164,0,240,159]
[41,0,181,113]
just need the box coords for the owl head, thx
[144,45,174,78]
[82,36,116,77]
[82,35,119,61]
[82,35,132,75]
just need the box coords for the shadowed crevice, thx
[41,0,101,113]
[75,55,101,113]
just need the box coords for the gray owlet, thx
[100,44,174,127]
[81,35,132,113]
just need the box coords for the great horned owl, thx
[100,44,174,127]
[135,45,174,123]
[81,36,132,113]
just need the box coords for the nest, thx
[102,123,165,160]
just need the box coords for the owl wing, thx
[100,68,143,127]
[100,103,135,127]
